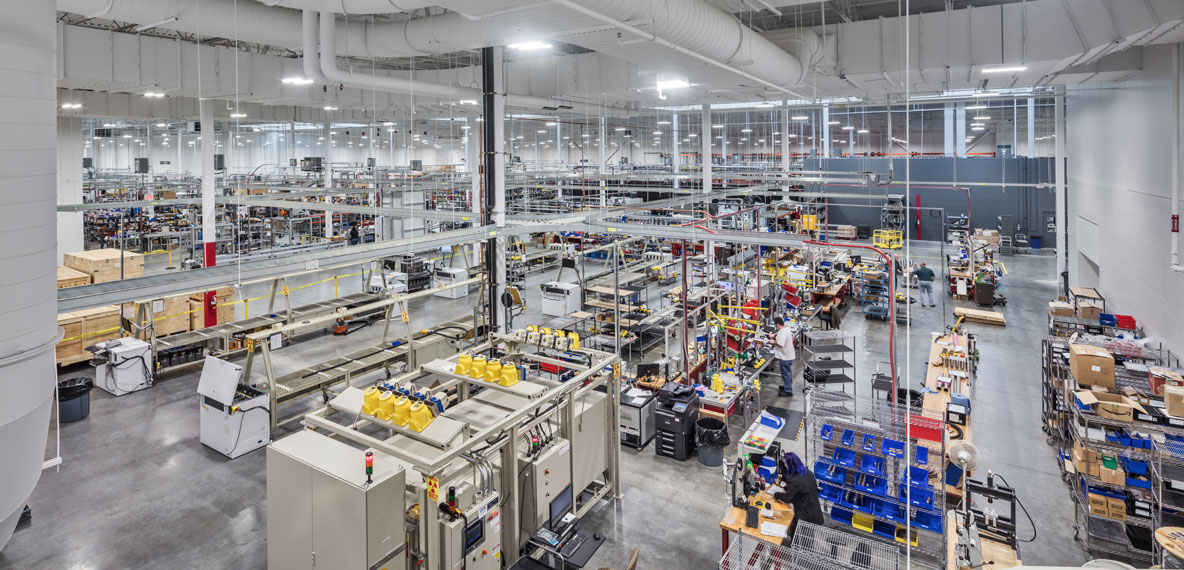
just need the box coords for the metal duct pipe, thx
[0,0,58,551]
[301,10,330,85]
[261,0,433,13]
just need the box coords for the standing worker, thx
[772,452,824,541]
[772,317,796,398]
[913,262,937,307]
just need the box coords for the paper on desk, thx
[760,521,788,538]
[626,388,649,398]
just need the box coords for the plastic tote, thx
[695,417,730,466]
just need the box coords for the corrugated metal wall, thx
[803,157,1056,242]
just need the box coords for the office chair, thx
[598,547,639,570]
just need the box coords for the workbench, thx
[719,491,795,554]
[944,512,1020,570]
[922,331,975,500]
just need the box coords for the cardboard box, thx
[1049,301,1075,317]
[1166,386,1184,418]
[1150,366,1184,397]
[56,266,90,289]
[1087,492,1108,508]
[1108,507,1127,521]
[1070,344,1116,389]
[1089,503,1108,517]
[1076,390,1147,423]
[1107,497,1126,511]
[63,248,145,284]
[1077,300,1104,320]
[1100,465,1126,486]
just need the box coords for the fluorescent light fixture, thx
[657,120,671,125]
[857,129,869,134]
[982,66,1027,74]
[972,92,999,97]
[282,77,313,84]
[383,121,395,126]
[970,123,985,128]
[537,130,546,133]
[971,126,985,131]
[155,123,167,127]
[122,134,132,138]
[545,122,557,126]
[689,133,697,137]
[792,115,808,121]
[323,106,337,111]
[741,128,752,133]
[715,136,723,139]
[758,139,766,143]
[144,91,166,98]
[841,125,854,130]
[755,102,774,108]
[103,123,115,127]
[508,41,552,51]
[457,99,478,105]
[827,120,840,125]
[712,124,724,128]
[61,103,82,109]
[656,79,689,89]
[230,113,247,118]
[966,105,988,110]
[614,127,626,132]
[788,134,798,138]
[653,131,662,135]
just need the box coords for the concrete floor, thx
[2,243,1090,569]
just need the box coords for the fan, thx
[949,440,982,472]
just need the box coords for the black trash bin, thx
[58,377,94,423]
[695,417,730,467]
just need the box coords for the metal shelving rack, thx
[857,265,890,321]
[1041,339,1073,448]
[805,388,947,565]
[880,194,905,233]
[803,329,857,393]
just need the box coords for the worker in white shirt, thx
[772,317,796,398]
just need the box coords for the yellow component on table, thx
[469,356,487,380]
[526,325,538,333]
[753,378,761,391]
[540,327,552,336]
[408,401,434,432]
[362,386,381,415]
[455,353,472,376]
[391,396,411,426]
[499,365,521,387]
[485,359,502,383]
[568,332,580,351]
[712,373,724,394]
[375,390,395,420]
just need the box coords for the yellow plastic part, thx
[362,386,380,415]
[711,373,724,394]
[851,513,874,533]
[526,325,538,332]
[375,390,395,421]
[391,396,411,426]
[540,327,552,336]
[455,353,472,376]
[499,365,520,387]
[568,332,580,351]
[408,401,434,432]
[469,356,486,380]
[485,359,502,383]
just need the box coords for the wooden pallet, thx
[954,307,1006,326]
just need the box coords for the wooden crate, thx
[125,295,192,337]
[56,266,90,289]
[57,305,122,366]
[833,225,857,239]
[63,249,145,284]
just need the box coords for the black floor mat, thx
[765,406,806,441]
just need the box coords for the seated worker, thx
[772,452,824,541]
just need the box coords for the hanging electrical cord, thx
[990,473,1037,543]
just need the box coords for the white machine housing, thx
[433,267,470,298]
[518,437,574,537]
[540,282,582,316]
[370,270,409,294]
[94,338,152,396]
[267,431,408,570]
[197,356,270,458]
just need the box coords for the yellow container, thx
[362,386,380,415]
[391,396,411,426]
[568,332,580,351]
[499,365,520,387]
[851,513,874,533]
[455,353,472,376]
[469,356,486,380]
[895,527,919,547]
[408,402,434,432]
[375,390,395,420]
[485,359,502,383]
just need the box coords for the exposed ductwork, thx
[0,0,58,553]
[260,0,434,13]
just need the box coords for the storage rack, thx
[1048,314,1145,340]
[857,265,890,321]
[805,387,947,563]
[802,329,856,392]
[880,194,905,233]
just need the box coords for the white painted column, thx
[672,114,680,190]
[780,103,790,179]
[943,103,955,157]
[955,103,967,157]
[1055,90,1067,287]
[702,104,712,195]
[822,105,831,157]
[1027,98,1037,158]
[199,100,216,264]
[323,121,333,239]
[56,116,84,263]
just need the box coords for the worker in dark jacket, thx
[348,225,360,245]
[773,452,824,541]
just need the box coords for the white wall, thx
[1067,43,1184,351]
[57,117,84,261]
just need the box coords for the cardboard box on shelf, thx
[1150,366,1184,397]
[1077,300,1104,320]
[1100,465,1126,486]
[1107,497,1126,511]
[1070,344,1116,389]
[1108,507,1127,521]
[63,248,145,284]
[1166,386,1184,418]
[1088,492,1108,508]
[1089,503,1108,517]
[56,265,91,289]
[1075,390,1147,423]
[1049,301,1075,317]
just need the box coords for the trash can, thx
[695,417,730,467]
[1030,236,1043,250]
[58,377,94,423]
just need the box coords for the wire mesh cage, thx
[720,529,793,570]
[789,522,900,570]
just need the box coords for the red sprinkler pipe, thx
[804,239,897,397]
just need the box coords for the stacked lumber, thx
[954,307,1006,326]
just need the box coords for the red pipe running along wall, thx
[803,240,897,397]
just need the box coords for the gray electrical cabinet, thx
[572,392,608,497]
[439,494,503,570]
[267,431,407,570]
[517,437,572,537]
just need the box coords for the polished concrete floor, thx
[2,243,1090,569]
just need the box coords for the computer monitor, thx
[548,484,574,531]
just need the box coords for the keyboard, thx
[560,534,587,559]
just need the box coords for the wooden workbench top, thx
[720,491,795,543]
